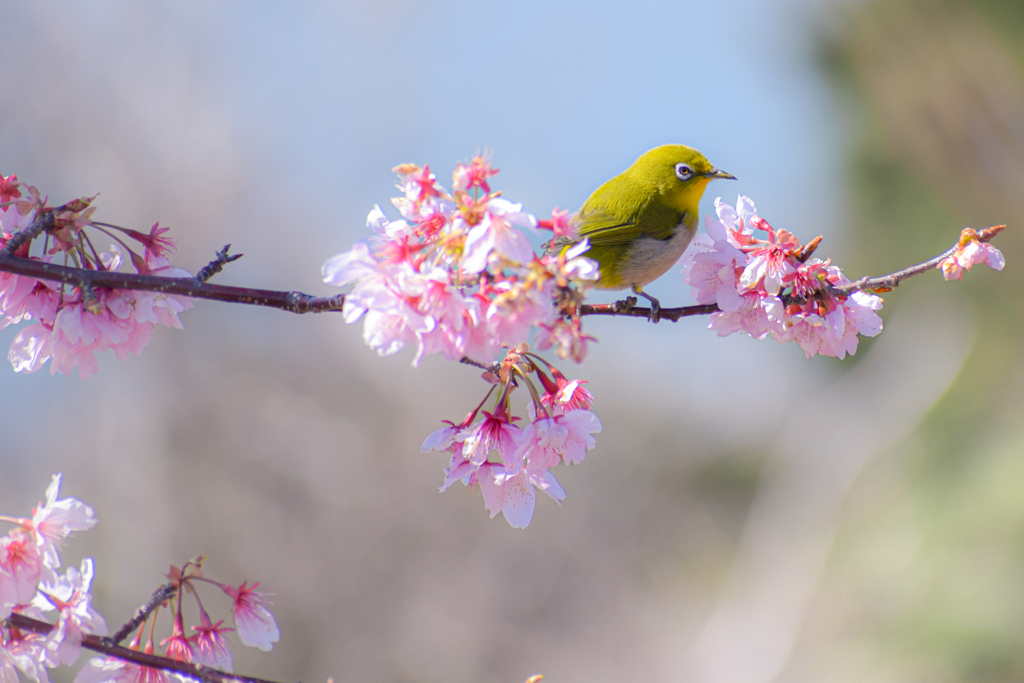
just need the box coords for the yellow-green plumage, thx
[570,144,735,293]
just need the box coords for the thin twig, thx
[0,254,345,314]
[0,210,53,256]
[5,613,294,683]
[834,224,1005,295]
[460,356,501,373]
[109,582,177,645]
[195,245,243,283]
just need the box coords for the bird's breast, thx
[614,218,696,290]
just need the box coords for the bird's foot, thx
[634,290,662,323]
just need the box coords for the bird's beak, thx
[706,168,736,180]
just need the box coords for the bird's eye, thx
[675,163,693,181]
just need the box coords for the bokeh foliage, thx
[801,1,1024,680]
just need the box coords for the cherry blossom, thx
[74,656,172,683]
[683,196,884,358]
[940,228,1006,280]
[189,608,233,672]
[479,466,566,529]
[452,155,499,194]
[32,558,108,666]
[457,409,520,465]
[0,179,194,378]
[322,159,598,368]
[1,620,53,683]
[218,582,280,652]
[29,474,97,582]
[0,530,43,619]
[425,345,600,528]
[158,611,194,664]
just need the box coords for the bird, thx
[551,144,735,322]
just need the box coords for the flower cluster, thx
[1,474,105,682]
[0,175,193,379]
[1,475,280,683]
[939,226,1006,280]
[76,559,280,683]
[422,344,601,528]
[321,156,599,366]
[683,196,885,359]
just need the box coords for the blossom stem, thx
[512,365,548,418]
[5,613,288,683]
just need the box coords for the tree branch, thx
[833,224,1005,295]
[0,254,344,314]
[5,613,292,683]
[578,300,720,322]
[109,582,177,645]
[0,226,1005,322]
[577,225,1007,321]
[0,210,53,256]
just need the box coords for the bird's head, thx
[627,144,736,213]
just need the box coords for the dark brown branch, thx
[579,301,720,322]
[0,254,344,314]
[195,245,243,283]
[109,582,177,645]
[0,225,1006,322]
[5,613,292,683]
[1,210,53,256]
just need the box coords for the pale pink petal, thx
[223,582,280,652]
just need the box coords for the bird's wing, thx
[574,208,644,246]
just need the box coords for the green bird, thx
[555,144,735,321]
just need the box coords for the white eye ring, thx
[675,163,694,181]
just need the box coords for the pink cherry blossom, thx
[940,232,1006,280]
[460,198,537,273]
[537,207,574,239]
[220,582,279,652]
[452,156,499,194]
[74,657,172,683]
[455,410,522,468]
[189,608,234,672]
[510,411,602,474]
[1,621,53,683]
[478,466,566,529]
[30,474,97,579]
[32,558,108,666]
[535,370,594,416]
[324,159,597,371]
[534,317,595,363]
[2,240,192,378]
[420,422,461,454]
[158,613,194,664]
[682,196,885,358]
[0,530,42,619]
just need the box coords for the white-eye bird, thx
[554,145,735,321]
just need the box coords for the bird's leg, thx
[632,286,661,323]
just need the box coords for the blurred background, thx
[0,1,1021,681]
